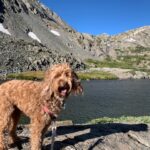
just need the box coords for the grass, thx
[7,71,44,80]
[86,58,133,69]
[130,46,150,53]
[86,55,147,70]
[7,70,118,80]
[78,71,118,80]
[87,116,150,124]
[20,116,150,125]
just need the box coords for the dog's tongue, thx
[61,89,67,96]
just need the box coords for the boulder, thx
[8,123,150,150]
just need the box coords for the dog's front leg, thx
[30,119,47,150]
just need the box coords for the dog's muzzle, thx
[58,82,70,97]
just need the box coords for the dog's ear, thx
[41,85,53,102]
[44,68,53,82]
[72,71,83,95]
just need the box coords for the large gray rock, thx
[8,123,150,150]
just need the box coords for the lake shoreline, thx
[20,116,150,125]
[79,67,150,80]
[1,67,150,80]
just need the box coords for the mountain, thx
[73,26,150,59]
[74,26,150,70]
[0,0,150,73]
[0,0,88,73]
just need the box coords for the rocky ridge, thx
[73,26,150,59]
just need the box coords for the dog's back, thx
[0,80,43,116]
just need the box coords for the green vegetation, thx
[86,58,133,69]
[86,54,149,70]
[130,46,150,53]
[20,116,150,124]
[7,71,44,80]
[7,70,118,80]
[88,116,150,124]
[116,46,150,53]
[78,71,118,80]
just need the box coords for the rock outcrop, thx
[8,123,150,150]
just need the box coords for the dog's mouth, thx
[58,84,70,97]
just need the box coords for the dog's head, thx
[44,63,83,99]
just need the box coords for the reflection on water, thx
[1,80,150,124]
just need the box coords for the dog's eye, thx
[54,73,61,79]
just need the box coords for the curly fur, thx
[0,63,83,150]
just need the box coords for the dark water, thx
[59,79,150,123]
[1,80,150,124]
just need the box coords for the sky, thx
[40,0,150,35]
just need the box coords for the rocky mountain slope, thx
[0,0,89,73]
[74,26,150,71]
[0,33,85,74]
[73,26,150,58]
[0,0,150,74]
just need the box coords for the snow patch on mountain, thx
[0,23,11,35]
[50,30,60,36]
[28,32,41,43]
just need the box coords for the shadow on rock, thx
[44,123,148,150]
